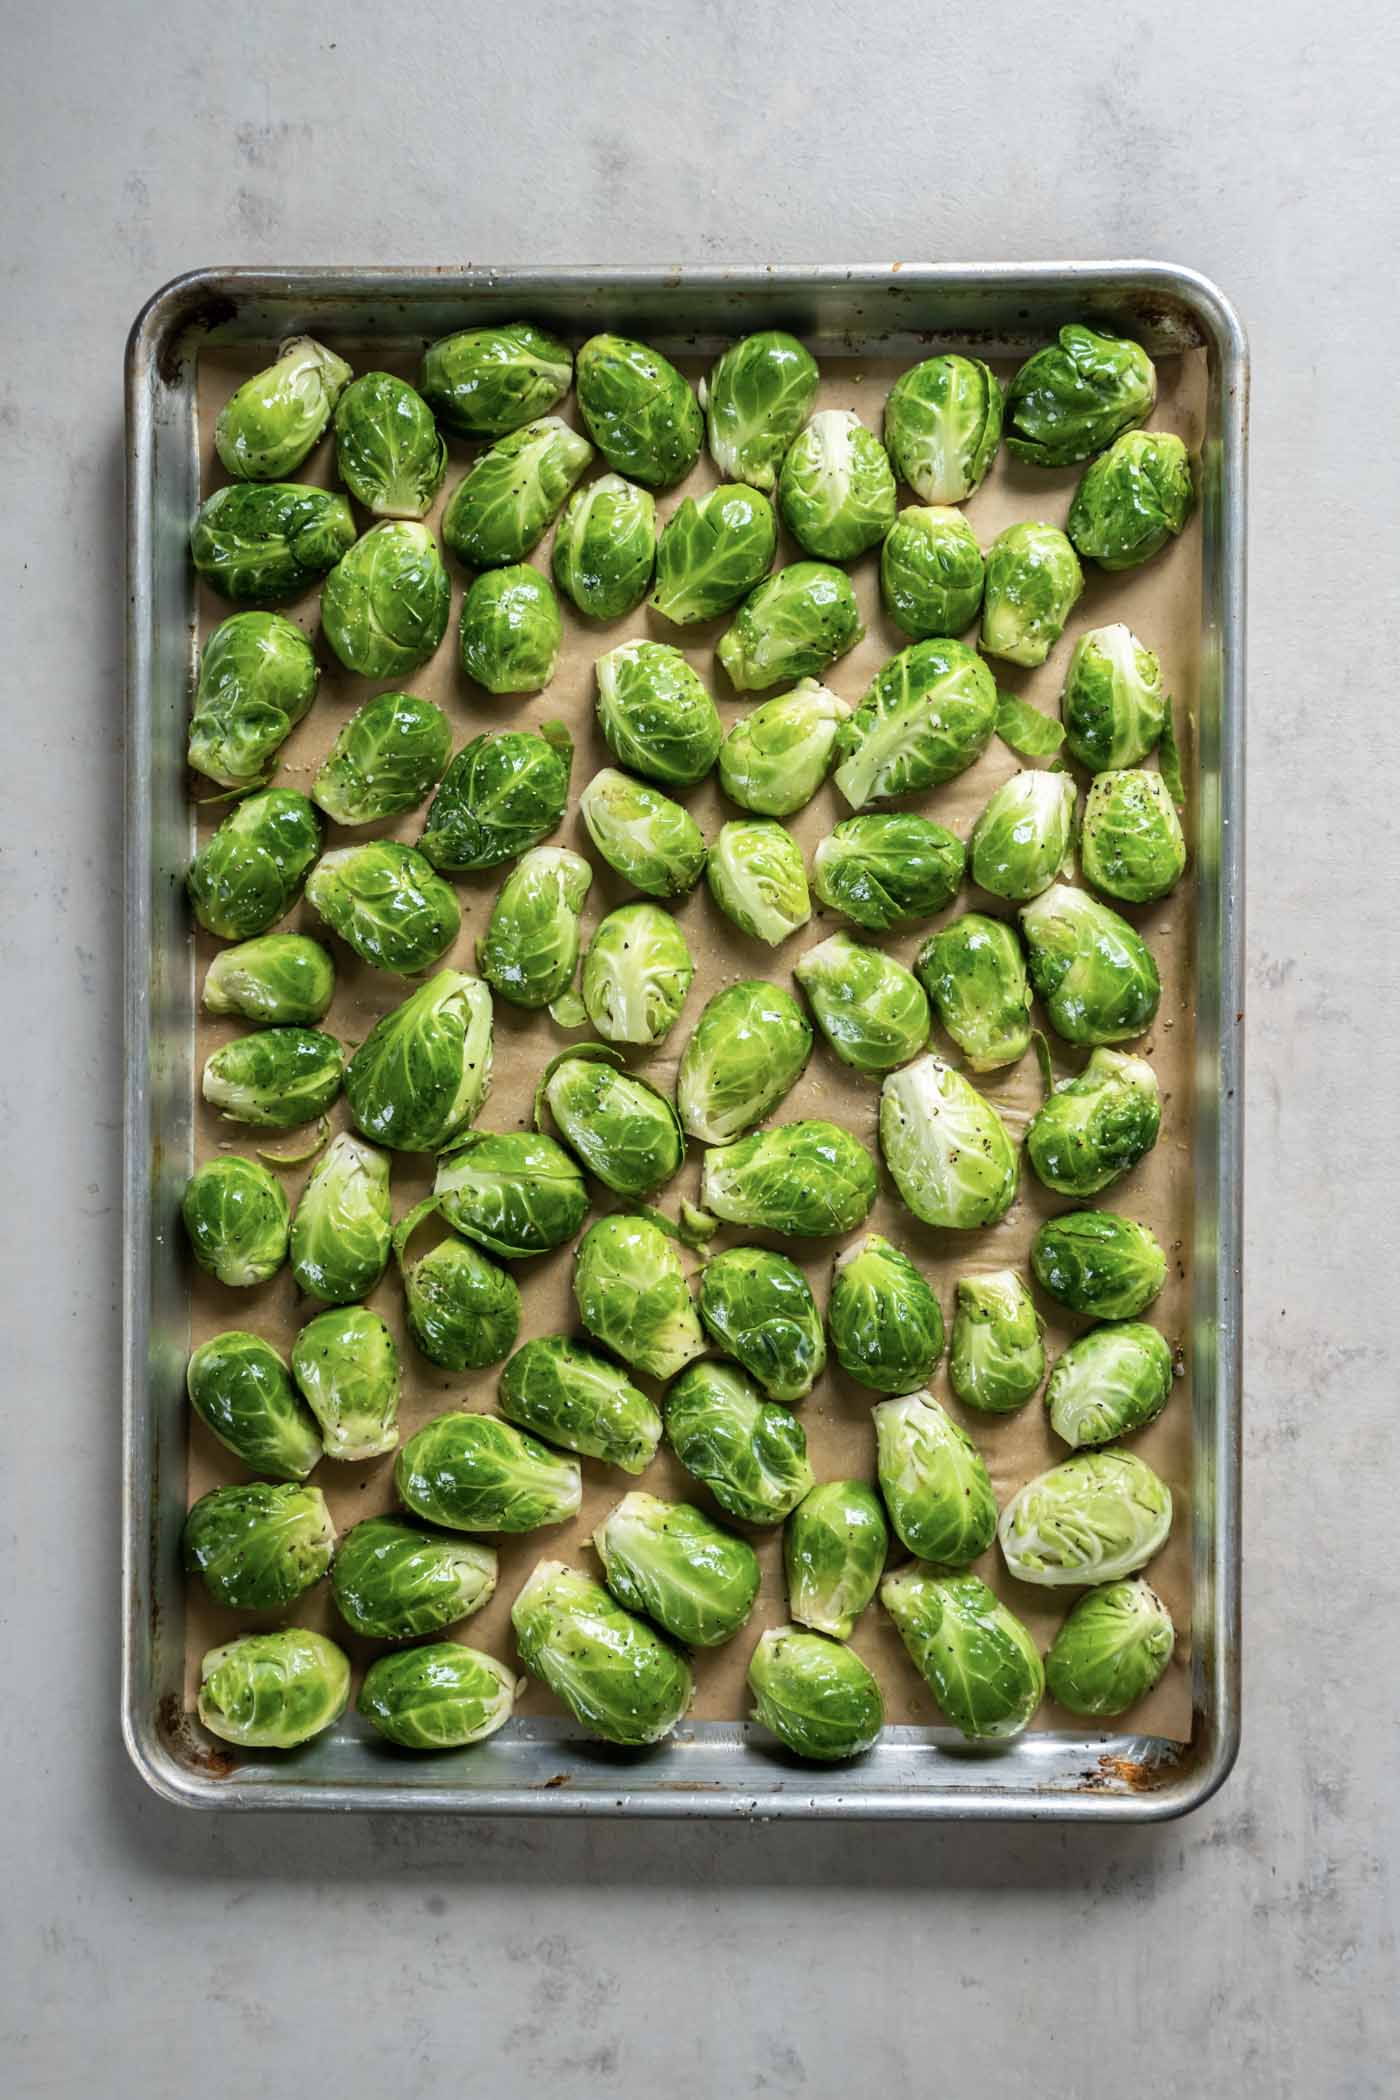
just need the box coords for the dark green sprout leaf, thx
[459,564,563,695]
[534,1043,684,1198]
[1044,1577,1175,1717]
[185,1330,321,1479]
[915,913,1032,1072]
[575,334,702,487]
[394,1209,521,1372]
[420,322,572,437]
[305,841,460,976]
[1156,703,1186,807]
[418,727,572,872]
[833,638,997,808]
[664,1361,814,1524]
[183,1480,335,1610]
[181,1154,290,1286]
[553,474,656,621]
[202,1027,344,1130]
[1005,326,1157,467]
[358,1643,518,1750]
[191,483,356,604]
[332,1516,497,1641]
[187,611,320,790]
[1068,430,1194,571]
[345,969,493,1154]
[699,1244,826,1403]
[214,336,353,481]
[396,1411,582,1532]
[700,1120,877,1238]
[813,813,964,933]
[827,1234,944,1395]
[880,506,986,639]
[311,690,453,826]
[594,640,723,787]
[321,521,451,679]
[187,787,322,941]
[442,417,594,568]
[197,1630,350,1749]
[1025,1047,1161,1197]
[652,484,776,623]
[1020,883,1161,1044]
[1030,1208,1166,1321]
[334,370,447,519]
[511,1560,693,1745]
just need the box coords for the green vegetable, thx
[575,333,702,486]
[717,562,864,692]
[345,969,493,1153]
[1080,768,1186,904]
[883,354,1002,504]
[596,1492,759,1648]
[321,521,451,679]
[969,768,1076,901]
[433,1129,588,1259]
[699,1245,826,1403]
[420,322,572,437]
[1030,1208,1166,1321]
[706,820,810,947]
[581,902,694,1044]
[1046,1321,1174,1448]
[676,980,812,1144]
[999,1450,1173,1586]
[1026,1047,1161,1197]
[717,679,849,817]
[334,370,447,517]
[331,1516,497,1641]
[191,483,356,604]
[1060,624,1169,771]
[1005,326,1157,467]
[700,1119,877,1238]
[1021,883,1161,1044]
[203,934,335,1027]
[995,690,1066,758]
[980,521,1084,668]
[512,1559,693,1744]
[291,1305,400,1461]
[535,1044,684,1197]
[478,847,592,1010]
[187,611,320,790]
[795,932,928,1075]
[747,1626,884,1762]
[949,1270,1045,1413]
[833,638,997,808]
[499,1336,662,1474]
[665,1361,814,1523]
[419,723,572,873]
[702,331,819,491]
[197,1629,349,1749]
[394,1217,520,1372]
[459,565,563,694]
[594,640,723,787]
[214,336,353,481]
[785,1482,887,1641]
[879,1054,1017,1230]
[881,1568,1043,1740]
[311,690,452,826]
[305,841,460,976]
[188,788,322,941]
[578,768,707,898]
[202,1027,343,1130]
[827,1233,944,1394]
[359,1644,518,1750]
[1044,1578,1174,1716]
[183,1481,334,1610]
[874,1389,998,1565]
[879,505,985,638]
[916,913,1032,1071]
[181,1155,290,1287]
[185,1331,321,1480]
[812,813,964,933]
[442,416,594,567]
[552,474,656,621]
[778,410,897,560]
[289,1132,392,1304]
[572,1213,705,1380]
[397,1411,582,1531]
[1068,430,1194,570]
[651,484,776,623]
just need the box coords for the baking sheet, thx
[186,342,1206,1744]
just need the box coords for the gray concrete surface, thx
[3,2,1397,2094]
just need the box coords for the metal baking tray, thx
[124,263,1245,1818]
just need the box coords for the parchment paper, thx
[187,341,1206,1743]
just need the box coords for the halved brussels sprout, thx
[321,522,451,679]
[202,1027,344,1129]
[183,1481,335,1610]
[442,416,594,567]
[1030,1208,1166,1321]
[581,902,694,1044]
[433,1129,588,1259]
[397,1411,582,1532]
[813,814,965,933]
[949,1270,1045,1413]
[182,1155,290,1287]
[311,690,452,826]
[879,1055,1017,1230]
[291,1305,400,1461]
[186,1331,321,1479]
[573,1213,705,1380]
[594,641,723,788]
[575,334,702,487]
[197,1629,350,1749]
[1005,326,1157,467]
[1061,624,1169,772]
[214,336,354,481]
[665,1361,814,1523]
[699,1245,825,1403]
[345,970,493,1154]
[596,1491,760,1648]
[188,788,322,941]
[916,913,1032,1072]
[332,1516,497,1640]
[419,723,572,873]
[717,562,864,693]
[980,522,1084,668]
[512,1559,693,1744]
[1068,430,1194,571]
[1081,768,1186,904]
[552,474,656,621]
[499,1336,662,1474]
[420,322,572,436]
[203,934,335,1028]
[969,769,1077,901]
[677,980,812,1144]
[191,483,356,605]
[1045,1321,1174,1448]
[881,1567,1043,1740]
[1026,1047,1161,1197]
[883,355,1002,503]
[1021,883,1161,1045]
[999,1450,1173,1586]
[187,611,320,790]
[1044,1577,1175,1717]
[717,680,849,818]
[478,847,592,1010]
[535,1044,684,1197]
[652,484,776,623]
[874,1389,998,1565]
[459,565,563,695]
[795,932,929,1075]
[827,1234,944,1394]
[833,638,998,808]
[785,1482,888,1640]
[305,842,460,977]
[880,506,986,638]
[334,370,447,517]
[578,768,707,899]
[778,411,897,561]
[290,1132,392,1304]
[702,332,820,491]
[700,1120,878,1238]
[394,1213,520,1371]
[706,820,810,948]
[747,1625,884,1762]
[359,1644,518,1750]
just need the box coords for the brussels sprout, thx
[717,562,864,693]
[1026,1047,1161,1197]
[359,1643,517,1751]
[883,354,1004,506]
[651,484,777,623]
[512,1559,693,1745]
[594,641,723,788]
[1021,883,1161,1045]
[676,996,808,1159]
[420,321,573,437]
[332,1516,497,1641]
[665,1361,814,1523]
[874,1389,998,1565]
[707,817,812,948]
[345,969,493,1153]
[1044,1577,1175,1717]
[575,334,702,487]
[833,638,998,808]
[1045,1321,1174,1449]
[702,331,820,491]
[778,411,897,561]
[916,913,1032,1072]
[784,1482,887,1641]
[1005,326,1157,468]
[419,724,572,873]
[1068,430,1194,571]
[1081,769,1186,904]
[394,1214,520,1372]
[291,1305,400,1461]
[879,1055,1017,1230]
[191,482,356,605]
[573,1213,705,1380]
[432,1131,586,1263]
[499,1336,662,1474]
[980,522,1084,668]
[747,1626,884,1762]
[183,1480,335,1611]
[535,1044,684,1197]
[811,814,963,936]
[442,417,594,568]
[397,1410,582,1532]
[311,690,452,826]
[182,1155,290,1287]
[595,1491,759,1648]
[214,337,354,481]
[321,521,451,679]
[305,842,460,977]
[969,769,1077,902]
[1061,624,1169,772]
[581,902,694,1044]
[478,847,592,1010]
[827,1234,944,1394]
[880,505,985,638]
[949,1270,1045,1413]
[188,787,322,941]
[698,1246,825,1403]
[459,565,563,695]
[881,1567,1044,1740]
[289,1133,392,1304]
[795,932,929,1076]
[716,681,848,819]
[998,1449,1173,1586]
[202,1027,344,1130]
[1030,1208,1166,1321]
[187,611,320,790]
[203,934,335,1028]
[552,474,657,621]
[700,1120,877,1238]
[333,370,447,518]
[197,1629,350,1749]
[185,1331,320,1479]
[578,769,708,899]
